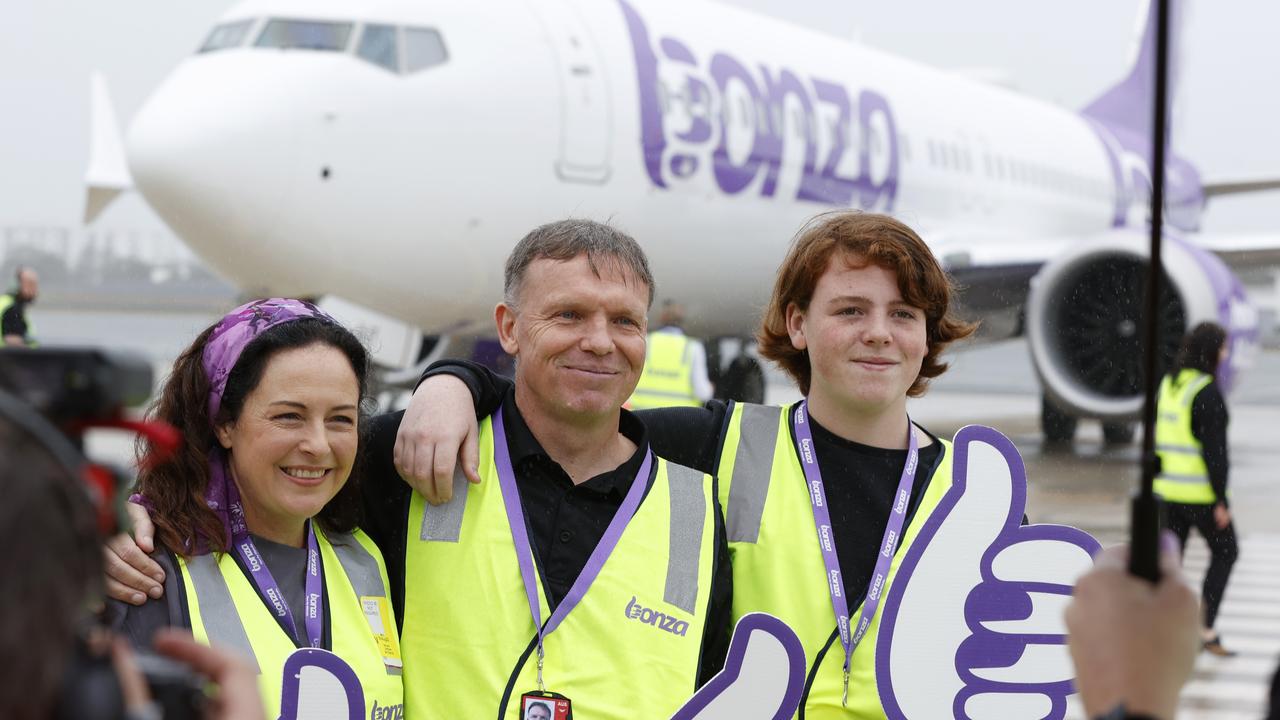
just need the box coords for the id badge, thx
[519,690,571,720]
[359,596,402,669]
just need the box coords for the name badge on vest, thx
[360,595,403,669]
[519,691,571,720]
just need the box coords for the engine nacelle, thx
[1025,231,1258,421]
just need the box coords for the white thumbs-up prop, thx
[876,425,1100,720]
[277,649,366,720]
[670,613,807,719]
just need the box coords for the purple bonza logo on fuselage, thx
[618,0,900,210]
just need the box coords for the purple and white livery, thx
[98,0,1273,441]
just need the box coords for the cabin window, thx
[357,24,399,72]
[255,19,353,51]
[404,27,448,73]
[199,19,254,53]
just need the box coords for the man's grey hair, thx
[503,219,655,309]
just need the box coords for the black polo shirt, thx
[496,389,652,603]
[362,390,732,685]
[424,359,945,614]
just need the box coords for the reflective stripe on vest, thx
[717,402,953,719]
[179,528,403,719]
[401,415,715,719]
[630,332,699,409]
[1153,369,1216,505]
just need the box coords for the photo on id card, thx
[520,693,570,720]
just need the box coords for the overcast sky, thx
[3,0,1277,235]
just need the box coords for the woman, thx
[1153,321,1238,657]
[399,211,978,716]
[107,298,403,717]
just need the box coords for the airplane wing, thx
[918,224,1280,344]
[1202,175,1280,198]
[922,229,1068,340]
[1194,232,1280,271]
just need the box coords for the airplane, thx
[84,0,1280,442]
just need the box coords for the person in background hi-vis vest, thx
[402,211,981,718]
[629,300,714,409]
[1154,321,1239,658]
[0,266,38,346]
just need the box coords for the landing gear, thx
[708,337,766,404]
[1102,421,1136,445]
[716,355,766,404]
[1041,395,1078,445]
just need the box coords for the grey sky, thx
[3,0,1276,234]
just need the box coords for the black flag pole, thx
[1129,0,1170,583]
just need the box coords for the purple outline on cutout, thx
[277,648,366,720]
[876,426,1101,720]
[669,613,806,720]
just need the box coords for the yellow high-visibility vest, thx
[630,331,700,409]
[177,528,403,719]
[716,402,952,718]
[1154,369,1217,505]
[400,413,717,719]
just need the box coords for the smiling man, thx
[398,211,981,717]
[374,219,730,719]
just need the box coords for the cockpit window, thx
[357,24,399,73]
[199,19,254,53]
[404,27,448,73]
[255,19,353,52]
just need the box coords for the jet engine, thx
[1025,232,1257,431]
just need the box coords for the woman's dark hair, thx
[1171,321,1227,377]
[136,317,371,555]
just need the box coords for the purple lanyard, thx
[492,404,653,690]
[792,401,918,706]
[226,474,325,648]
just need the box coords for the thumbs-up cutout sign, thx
[670,613,807,719]
[877,425,1101,720]
[278,649,366,720]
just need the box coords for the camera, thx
[0,347,204,719]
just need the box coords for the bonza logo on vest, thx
[625,596,690,637]
[619,0,900,209]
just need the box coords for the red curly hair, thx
[757,211,978,397]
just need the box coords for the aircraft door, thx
[527,0,612,183]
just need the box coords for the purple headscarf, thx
[134,298,338,552]
[200,298,338,548]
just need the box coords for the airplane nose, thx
[126,54,296,266]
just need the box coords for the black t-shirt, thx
[425,360,944,612]
[361,393,732,685]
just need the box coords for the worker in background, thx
[627,299,713,409]
[0,266,38,346]
[1154,321,1238,657]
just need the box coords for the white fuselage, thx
[127,0,1130,337]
